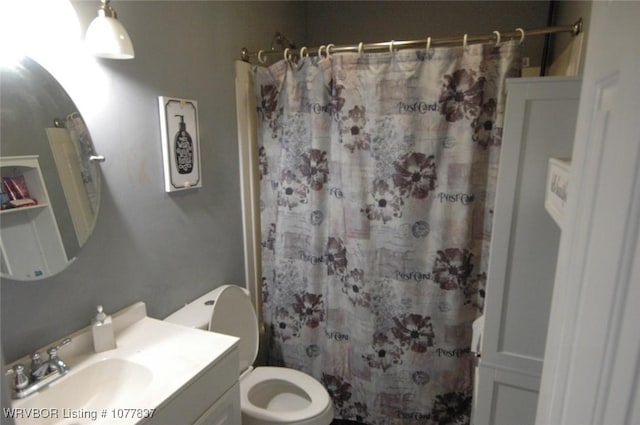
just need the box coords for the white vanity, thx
[6,303,241,425]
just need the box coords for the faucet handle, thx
[46,338,71,374]
[55,338,72,350]
[6,364,29,391]
[30,352,42,364]
[46,337,72,357]
[31,351,42,372]
[46,347,58,374]
[29,352,48,381]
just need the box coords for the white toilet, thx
[164,284,334,425]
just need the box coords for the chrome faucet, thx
[46,345,69,374]
[29,352,47,380]
[5,338,72,399]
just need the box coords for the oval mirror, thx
[0,56,101,281]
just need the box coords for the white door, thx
[472,77,580,425]
[536,2,640,425]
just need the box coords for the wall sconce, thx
[85,0,134,59]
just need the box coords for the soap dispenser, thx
[174,114,193,174]
[92,305,117,353]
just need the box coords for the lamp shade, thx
[85,16,134,59]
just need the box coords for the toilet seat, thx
[240,367,333,425]
[164,285,333,425]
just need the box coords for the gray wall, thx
[2,0,571,363]
[306,1,550,67]
[1,1,306,362]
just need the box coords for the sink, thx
[14,359,152,425]
[7,302,239,425]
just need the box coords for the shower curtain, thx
[254,41,520,425]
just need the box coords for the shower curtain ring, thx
[389,40,395,54]
[426,36,432,52]
[284,48,291,62]
[493,30,501,47]
[358,42,364,57]
[318,45,326,61]
[257,50,267,64]
[300,46,309,58]
[515,28,525,44]
[462,34,468,50]
[327,44,335,58]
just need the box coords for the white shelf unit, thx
[0,155,67,280]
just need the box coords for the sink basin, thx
[8,303,239,425]
[14,359,152,425]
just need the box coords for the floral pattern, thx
[258,84,279,116]
[262,223,276,251]
[328,78,346,116]
[322,373,352,409]
[256,42,520,424]
[438,69,485,122]
[362,179,404,223]
[258,146,268,179]
[277,170,308,210]
[392,152,437,199]
[363,332,404,371]
[292,292,325,328]
[472,98,499,148]
[271,307,300,341]
[432,248,474,290]
[431,392,473,425]
[299,149,329,190]
[341,268,372,307]
[341,105,371,152]
[341,402,369,423]
[392,313,436,353]
[257,84,283,138]
[326,237,348,276]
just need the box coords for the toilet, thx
[164,284,334,425]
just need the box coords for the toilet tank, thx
[164,285,259,374]
[164,286,228,329]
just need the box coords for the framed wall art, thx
[158,96,202,192]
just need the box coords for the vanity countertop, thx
[8,302,239,425]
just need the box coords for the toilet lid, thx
[209,285,259,374]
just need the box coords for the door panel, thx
[536,2,640,424]
[473,77,580,425]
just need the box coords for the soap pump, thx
[91,305,116,353]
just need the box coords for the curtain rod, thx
[240,19,582,63]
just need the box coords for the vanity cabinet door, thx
[193,382,241,425]
[143,347,239,425]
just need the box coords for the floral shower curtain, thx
[254,41,520,425]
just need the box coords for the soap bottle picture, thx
[174,114,193,174]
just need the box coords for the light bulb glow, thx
[0,0,81,66]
